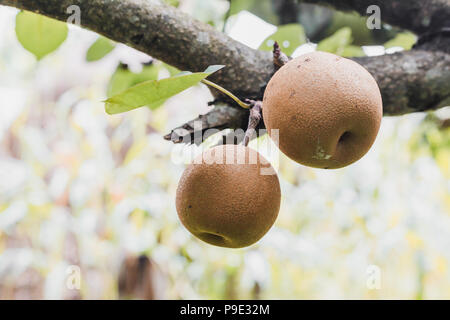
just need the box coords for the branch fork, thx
[165,43,290,147]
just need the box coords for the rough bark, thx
[0,0,449,142]
[164,104,248,145]
[355,49,450,115]
[1,0,274,100]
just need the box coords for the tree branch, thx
[164,104,248,145]
[1,0,449,143]
[1,0,274,100]
[355,49,450,115]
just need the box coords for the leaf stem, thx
[201,79,251,109]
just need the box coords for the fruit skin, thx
[263,51,383,169]
[176,145,281,248]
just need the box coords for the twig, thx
[242,100,263,147]
[273,41,290,68]
[164,104,248,145]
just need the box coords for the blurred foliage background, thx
[0,0,449,299]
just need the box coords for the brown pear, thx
[263,51,383,169]
[176,144,281,248]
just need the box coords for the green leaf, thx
[15,11,68,60]
[259,24,306,56]
[107,63,160,98]
[86,36,116,62]
[384,32,417,50]
[163,64,181,77]
[228,0,277,25]
[341,45,365,57]
[317,27,366,57]
[163,0,180,6]
[229,0,256,15]
[203,65,224,74]
[105,65,225,115]
[324,11,372,46]
[133,64,161,84]
[317,27,352,55]
[107,66,136,99]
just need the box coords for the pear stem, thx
[201,79,251,109]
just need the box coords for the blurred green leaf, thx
[107,63,160,98]
[163,0,180,6]
[163,63,181,77]
[324,11,371,45]
[384,32,417,50]
[133,63,162,86]
[229,0,255,16]
[86,36,116,62]
[341,45,365,57]
[408,115,450,161]
[259,24,306,56]
[108,66,135,99]
[317,27,352,54]
[15,11,68,60]
[229,0,277,25]
[105,65,225,115]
